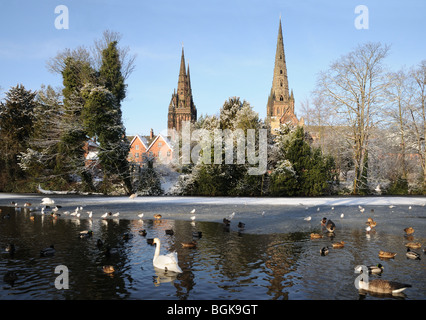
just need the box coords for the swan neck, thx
[154,239,161,260]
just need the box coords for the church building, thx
[167,47,197,136]
[266,18,303,134]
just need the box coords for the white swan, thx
[41,198,55,205]
[152,238,182,273]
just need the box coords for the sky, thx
[0,0,425,136]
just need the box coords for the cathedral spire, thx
[267,16,300,133]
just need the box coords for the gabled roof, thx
[129,135,149,149]
[146,133,173,152]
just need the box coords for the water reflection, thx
[0,204,425,300]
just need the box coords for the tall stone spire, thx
[266,17,300,134]
[168,46,197,135]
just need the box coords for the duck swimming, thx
[404,227,415,235]
[406,248,421,260]
[40,245,55,257]
[320,246,329,256]
[379,250,397,259]
[405,242,421,249]
[332,241,345,248]
[355,263,384,275]
[181,241,197,248]
[310,233,323,239]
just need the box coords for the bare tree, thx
[46,30,136,80]
[409,60,426,190]
[316,42,390,194]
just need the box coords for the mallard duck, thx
[355,263,384,274]
[40,245,55,257]
[5,243,16,254]
[181,241,197,248]
[152,238,182,273]
[223,218,231,226]
[122,233,132,241]
[153,213,162,220]
[102,265,115,274]
[320,246,329,256]
[404,227,415,235]
[406,248,421,260]
[310,233,323,239]
[332,241,345,248]
[405,242,421,249]
[146,238,154,245]
[79,230,93,238]
[139,229,147,237]
[325,219,336,233]
[165,229,174,235]
[238,222,245,229]
[379,250,397,259]
[357,278,411,295]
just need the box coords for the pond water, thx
[0,195,425,300]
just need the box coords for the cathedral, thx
[266,18,303,134]
[167,47,197,136]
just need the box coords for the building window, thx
[135,145,139,150]
[135,153,139,158]
[158,142,162,148]
[280,95,284,101]
[280,70,283,74]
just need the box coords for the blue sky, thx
[1,0,425,136]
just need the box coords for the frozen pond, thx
[0,193,425,300]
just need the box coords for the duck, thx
[181,241,197,248]
[366,219,377,228]
[5,243,16,254]
[310,233,323,239]
[405,242,421,249]
[146,238,154,245]
[79,230,93,238]
[357,278,411,295]
[332,241,345,248]
[40,245,56,257]
[404,227,414,235]
[379,250,397,259]
[223,217,231,226]
[122,233,133,241]
[406,248,421,260]
[320,246,329,256]
[152,238,182,273]
[325,219,336,233]
[102,265,115,274]
[139,229,147,237]
[238,222,246,229]
[153,214,162,220]
[165,229,174,235]
[321,217,327,226]
[355,263,384,275]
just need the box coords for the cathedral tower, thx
[266,17,302,134]
[168,47,197,135]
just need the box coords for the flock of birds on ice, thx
[1,197,425,297]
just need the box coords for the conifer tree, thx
[0,84,36,191]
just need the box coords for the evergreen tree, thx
[269,126,336,196]
[0,84,36,191]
